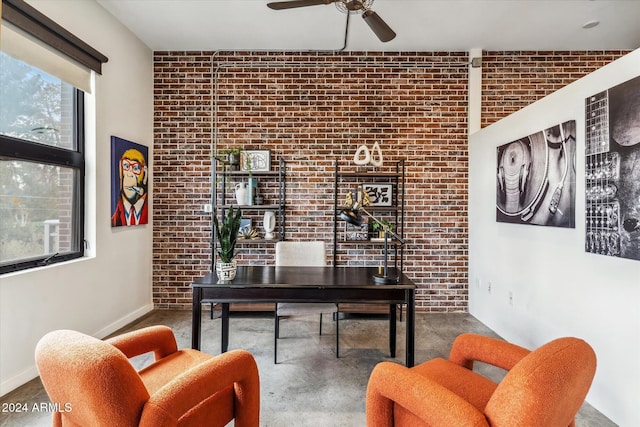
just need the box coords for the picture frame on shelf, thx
[238,218,260,240]
[241,150,271,172]
[238,218,252,236]
[363,183,392,206]
[345,216,369,241]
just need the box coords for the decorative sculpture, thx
[263,211,276,240]
[353,142,384,167]
[370,141,384,167]
[353,144,371,165]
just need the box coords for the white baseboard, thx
[93,303,155,339]
[0,303,154,397]
[0,366,40,397]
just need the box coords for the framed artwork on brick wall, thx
[363,183,393,206]
[111,136,149,227]
[496,120,576,228]
[241,150,270,172]
[585,74,640,261]
[345,216,369,241]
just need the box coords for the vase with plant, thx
[216,148,242,171]
[237,151,256,205]
[213,206,242,280]
[371,219,394,241]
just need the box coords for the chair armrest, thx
[107,325,178,361]
[140,349,260,427]
[449,333,530,371]
[366,362,489,427]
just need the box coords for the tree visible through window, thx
[0,52,84,273]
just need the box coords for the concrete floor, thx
[1,309,616,427]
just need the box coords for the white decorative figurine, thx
[353,144,371,165]
[369,141,384,167]
[353,142,384,167]
[263,211,276,240]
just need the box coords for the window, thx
[0,0,107,273]
[0,52,85,273]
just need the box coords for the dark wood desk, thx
[191,266,416,367]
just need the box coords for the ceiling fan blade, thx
[362,9,396,42]
[267,0,334,10]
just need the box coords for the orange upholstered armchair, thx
[366,333,596,427]
[35,325,260,427]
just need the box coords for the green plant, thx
[244,153,253,177]
[213,206,242,263]
[372,219,394,232]
[217,148,241,155]
[215,148,242,165]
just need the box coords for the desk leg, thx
[406,289,415,367]
[221,303,230,353]
[389,304,397,358]
[192,288,202,350]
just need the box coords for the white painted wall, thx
[469,49,640,426]
[0,0,154,395]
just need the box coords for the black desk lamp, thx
[339,193,405,284]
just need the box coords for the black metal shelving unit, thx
[332,159,405,271]
[211,157,286,269]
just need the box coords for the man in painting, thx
[111,148,148,226]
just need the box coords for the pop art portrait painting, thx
[111,136,149,227]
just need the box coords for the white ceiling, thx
[95,0,640,52]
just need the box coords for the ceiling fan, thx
[267,0,396,43]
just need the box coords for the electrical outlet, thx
[508,291,513,305]
[487,281,492,293]
[203,204,212,213]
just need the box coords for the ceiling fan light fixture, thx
[267,0,395,43]
[335,0,373,14]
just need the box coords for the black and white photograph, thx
[585,75,640,261]
[496,120,576,228]
[345,216,369,241]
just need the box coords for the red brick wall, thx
[481,51,628,127]
[153,50,628,312]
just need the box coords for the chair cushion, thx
[139,348,237,426]
[410,358,498,411]
[139,348,214,394]
[276,303,338,316]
